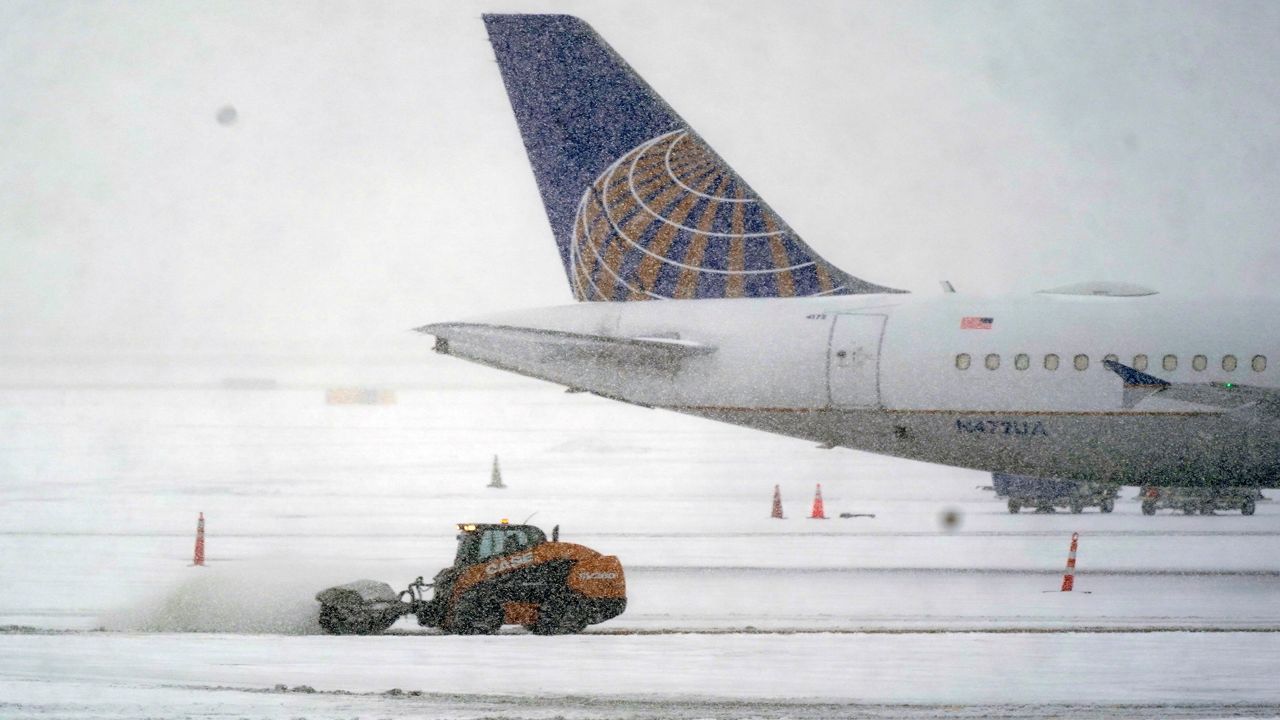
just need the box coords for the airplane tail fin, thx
[483,14,903,301]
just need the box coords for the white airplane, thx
[422,14,1280,491]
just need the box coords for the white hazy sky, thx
[4,1,1280,355]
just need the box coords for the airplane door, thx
[827,314,886,408]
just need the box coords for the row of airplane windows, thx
[955,352,1268,373]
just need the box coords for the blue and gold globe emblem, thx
[570,130,849,301]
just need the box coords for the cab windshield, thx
[456,525,547,565]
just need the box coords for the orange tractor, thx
[316,522,626,635]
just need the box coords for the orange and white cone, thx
[1060,532,1078,591]
[771,485,785,519]
[809,483,827,519]
[193,512,206,567]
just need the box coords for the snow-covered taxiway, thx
[2,365,1279,719]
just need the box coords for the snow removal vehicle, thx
[315,522,626,635]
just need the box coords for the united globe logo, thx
[570,130,847,301]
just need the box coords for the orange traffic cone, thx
[771,485,785,519]
[1060,532,1078,591]
[193,512,206,566]
[809,484,827,519]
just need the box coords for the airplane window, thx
[1014,353,1029,370]
[1253,355,1267,372]
[1044,354,1059,371]
[1103,354,1118,365]
[1133,354,1148,371]
[1192,355,1207,371]
[1223,355,1238,371]
[985,353,1000,371]
[1073,354,1089,371]
[955,353,971,370]
[1163,355,1177,371]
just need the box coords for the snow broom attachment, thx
[315,580,408,635]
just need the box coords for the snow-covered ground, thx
[2,373,1279,718]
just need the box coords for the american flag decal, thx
[960,316,994,330]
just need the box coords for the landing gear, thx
[1141,500,1156,516]
[1243,497,1256,516]
[1100,498,1115,514]
[1007,499,1021,514]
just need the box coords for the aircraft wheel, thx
[1141,501,1156,516]
[1069,501,1084,514]
[1007,500,1021,514]
[1243,497,1256,516]
[1100,498,1115,514]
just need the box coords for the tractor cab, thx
[453,522,547,567]
[433,522,551,589]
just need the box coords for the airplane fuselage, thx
[430,293,1280,488]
